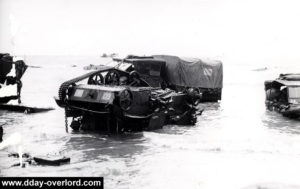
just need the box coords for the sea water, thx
[0,56,300,189]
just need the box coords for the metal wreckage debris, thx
[265,73,300,118]
[0,53,54,113]
[55,55,223,133]
[0,53,27,104]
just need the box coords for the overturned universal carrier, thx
[265,73,300,118]
[55,55,223,133]
[0,53,27,104]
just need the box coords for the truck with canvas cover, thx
[55,59,203,133]
[124,55,223,102]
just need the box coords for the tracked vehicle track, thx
[58,67,112,101]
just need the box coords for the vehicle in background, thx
[0,53,27,104]
[122,55,223,102]
[265,73,300,118]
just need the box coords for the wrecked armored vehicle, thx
[265,73,300,118]
[55,55,222,133]
[0,53,27,104]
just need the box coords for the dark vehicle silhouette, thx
[0,53,27,104]
[265,73,300,118]
[55,55,223,133]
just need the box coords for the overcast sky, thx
[1,0,300,65]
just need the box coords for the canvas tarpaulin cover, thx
[275,80,300,87]
[153,55,223,89]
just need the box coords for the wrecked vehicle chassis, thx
[265,73,300,118]
[55,67,201,133]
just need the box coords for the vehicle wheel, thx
[70,119,81,131]
[88,73,104,85]
[119,89,133,111]
[129,71,140,79]
[129,71,141,86]
[105,70,120,85]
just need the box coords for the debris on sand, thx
[101,53,118,58]
[27,65,41,68]
[33,156,71,166]
[0,104,54,113]
[83,64,105,70]
[8,152,71,167]
[11,162,27,168]
[252,67,268,71]
[8,152,31,158]
[8,152,32,168]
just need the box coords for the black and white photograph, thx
[1,0,300,188]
